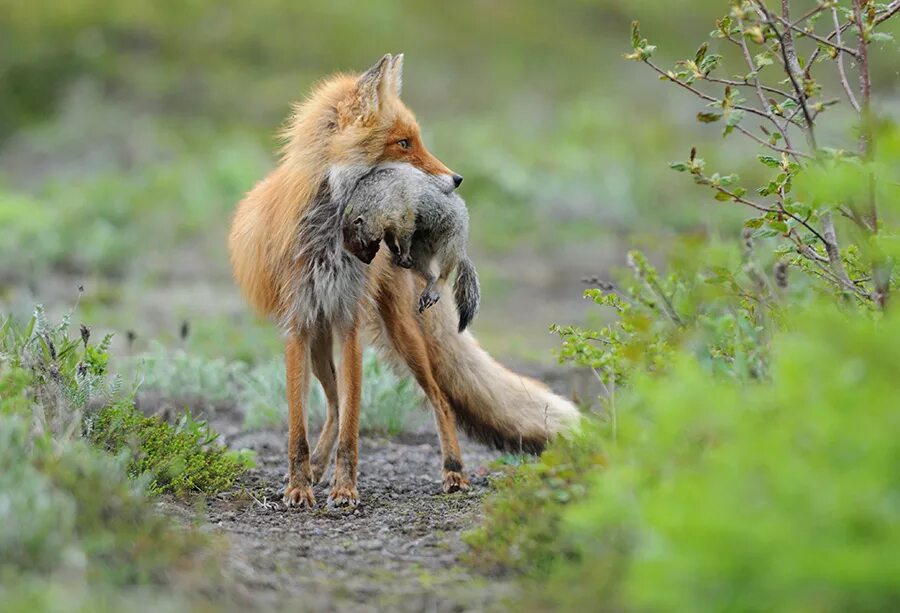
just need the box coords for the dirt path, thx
[172,411,515,612]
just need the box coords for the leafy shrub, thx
[464,425,605,575]
[472,2,900,610]
[88,401,253,496]
[519,306,900,612]
[0,413,211,585]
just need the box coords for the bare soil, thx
[171,407,516,612]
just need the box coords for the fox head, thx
[282,54,461,193]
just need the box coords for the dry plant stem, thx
[821,212,864,296]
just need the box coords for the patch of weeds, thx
[463,424,606,575]
[238,348,425,434]
[88,401,254,496]
[127,342,244,410]
[358,349,424,435]
[0,413,215,586]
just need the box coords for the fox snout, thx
[433,173,462,194]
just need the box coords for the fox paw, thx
[442,471,470,494]
[283,484,316,508]
[327,482,359,508]
[418,289,441,313]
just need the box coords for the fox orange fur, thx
[228,54,580,509]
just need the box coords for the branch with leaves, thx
[624,1,897,307]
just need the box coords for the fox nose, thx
[452,174,463,188]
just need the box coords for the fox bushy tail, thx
[453,256,480,333]
[424,285,580,452]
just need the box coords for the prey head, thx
[342,214,382,264]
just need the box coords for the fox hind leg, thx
[309,327,339,484]
[376,284,469,494]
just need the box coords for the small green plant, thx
[464,426,605,575]
[89,401,254,496]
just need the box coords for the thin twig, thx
[704,76,797,101]
[754,0,818,150]
[832,7,861,112]
[821,211,861,295]
[736,14,801,160]
[733,122,812,159]
[767,7,859,57]
[643,59,801,126]
[874,0,900,25]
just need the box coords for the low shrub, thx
[511,306,900,612]
[0,413,212,585]
[88,401,254,496]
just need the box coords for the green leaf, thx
[669,162,689,172]
[694,42,708,64]
[631,21,641,49]
[697,112,723,123]
[768,220,789,233]
[743,217,765,229]
[714,191,731,201]
[870,32,894,44]
[757,155,781,168]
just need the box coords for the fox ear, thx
[351,53,392,122]
[388,53,403,97]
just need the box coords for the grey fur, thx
[340,164,480,332]
[283,166,373,333]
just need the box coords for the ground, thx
[166,406,515,612]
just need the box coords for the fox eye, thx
[353,217,363,225]
[396,139,410,150]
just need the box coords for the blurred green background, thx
[2,0,898,365]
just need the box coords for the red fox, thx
[228,53,580,509]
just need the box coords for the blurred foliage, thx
[0,414,213,584]
[0,307,237,603]
[484,305,900,612]
[472,1,900,609]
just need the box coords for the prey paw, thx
[442,471,470,494]
[418,289,441,313]
[283,484,316,508]
[327,483,359,508]
[393,253,413,269]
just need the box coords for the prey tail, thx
[453,256,480,332]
